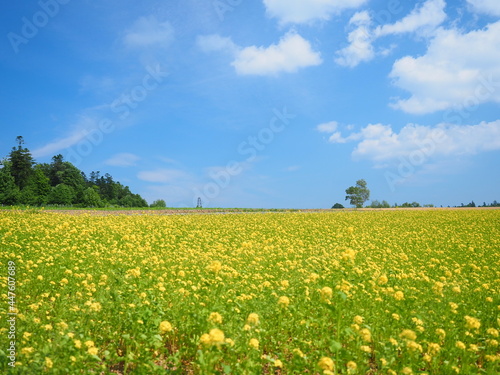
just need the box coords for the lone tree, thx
[345,179,370,208]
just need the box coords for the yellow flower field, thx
[0,209,499,374]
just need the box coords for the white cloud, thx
[335,11,374,68]
[123,16,174,49]
[335,0,447,68]
[263,0,368,24]
[137,168,191,183]
[104,153,140,167]
[390,21,500,114]
[32,116,99,158]
[375,0,446,37]
[233,32,322,75]
[466,0,500,16]
[319,120,500,166]
[200,32,322,76]
[316,121,339,133]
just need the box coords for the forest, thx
[0,137,148,207]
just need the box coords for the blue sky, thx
[1,0,499,208]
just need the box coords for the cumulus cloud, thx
[123,15,174,49]
[390,21,500,114]
[466,0,500,16]
[318,120,500,166]
[199,32,322,76]
[104,153,140,167]
[335,11,374,68]
[335,0,447,68]
[375,0,446,37]
[263,0,368,24]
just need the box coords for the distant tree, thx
[9,136,35,190]
[345,179,370,208]
[332,203,344,209]
[20,165,51,205]
[0,160,20,205]
[150,199,167,208]
[82,186,104,208]
[48,184,76,205]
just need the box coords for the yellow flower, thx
[455,341,466,350]
[88,346,98,356]
[44,357,53,369]
[427,342,441,355]
[249,338,259,349]
[392,313,400,321]
[318,357,335,372]
[247,313,259,325]
[74,339,82,349]
[436,328,446,340]
[402,367,413,375]
[293,348,304,357]
[353,315,364,325]
[225,338,235,347]
[377,274,388,285]
[320,286,333,300]
[37,275,43,280]
[21,347,34,355]
[346,361,357,372]
[208,312,223,324]
[207,261,222,273]
[274,359,283,368]
[464,316,481,330]
[360,345,372,353]
[89,302,101,312]
[200,333,211,345]
[84,340,95,348]
[400,329,416,340]
[406,340,423,352]
[359,328,371,342]
[278,296,290,307]
[159,321,173,333]
[209,328,225,345]
[487,328,499,337]
[23,332,32,340]
[43,324,53,331]
[394,291,404,300]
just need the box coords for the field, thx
[1,209,499,374]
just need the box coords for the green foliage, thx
[150,199,167,208]
[8,136,35,190]
[48,184,76,205]
[82,187,104,208]
[345,179,370,208]
[368,200,390,208]
[331,203,344,209]
[0,138,148,207]
[0,161,20,205]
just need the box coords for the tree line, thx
[333,179,499,209]
[0,137,148,207]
